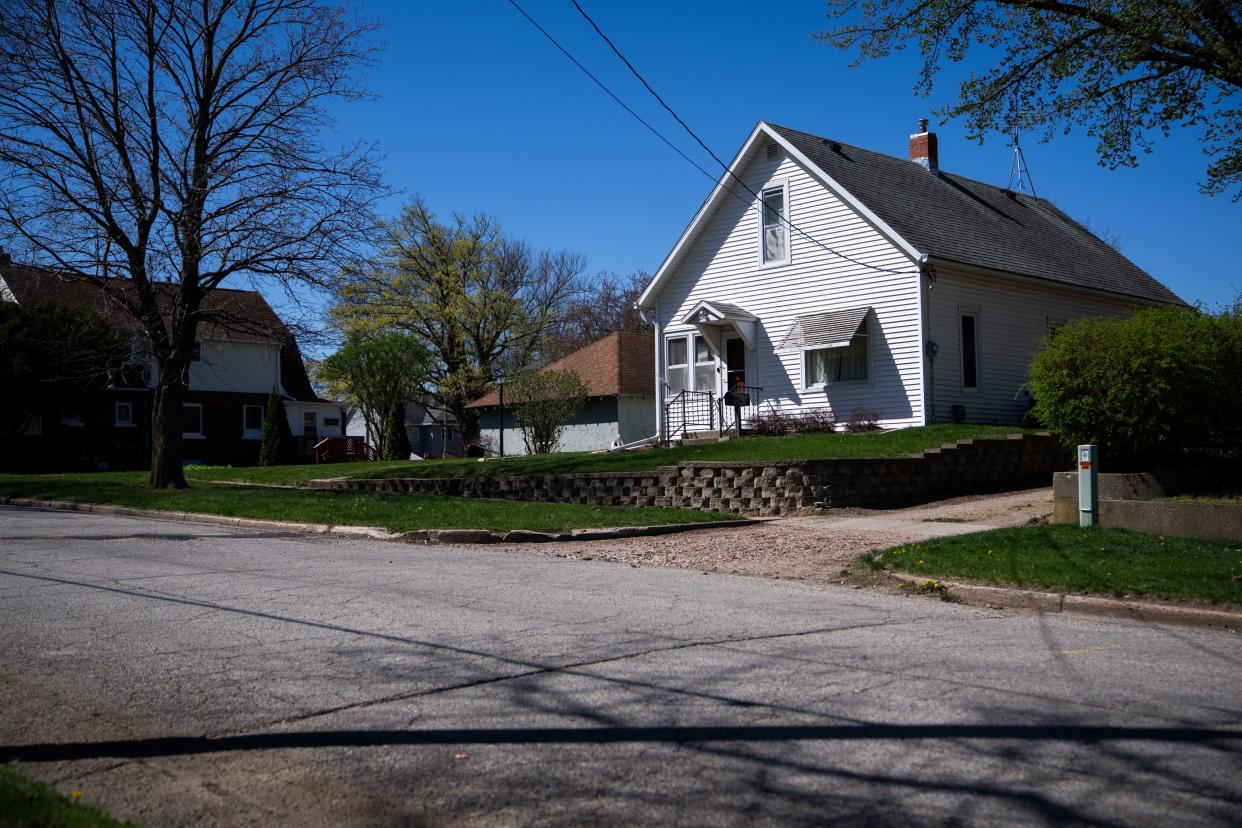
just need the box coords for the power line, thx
[506,0,912,276]
[503,0,717,184]
[568,0,912,276]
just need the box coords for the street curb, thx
[888,572,1241,633]
[0,497,760,545]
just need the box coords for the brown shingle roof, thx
[467,331,653,408]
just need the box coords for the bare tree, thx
[539,270,652,363]
[0,0,386,487]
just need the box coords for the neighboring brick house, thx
[469,331,655,456]
[0,259,344,470]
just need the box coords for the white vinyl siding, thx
[928,268,1159,423]
[655,141,923,429]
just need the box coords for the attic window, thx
[766,143,781,161]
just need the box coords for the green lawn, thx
[188,424,1037,486]
[0,472,735,533]
[0,765,134,828]
[868,525,1242,605]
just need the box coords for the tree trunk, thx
[148,359,190,489]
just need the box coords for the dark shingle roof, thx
[767,123,1181,305]
[468,331,653,408]
[0,261,323,402]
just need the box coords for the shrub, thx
[845,409,883,433]
[509,369,589,454]
[1028,304,1241,467]
[799,408,838,433]
[258,387,294,466]
[747,408,798,436]
[381,399,411,460]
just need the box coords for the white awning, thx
[777,307,871,350]
[680,299,757,350]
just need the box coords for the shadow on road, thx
[5,722,1240,763]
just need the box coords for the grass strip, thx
[865,525,1242,606]
[187,424,1038,486]
[0,765,134,828]
[0,472,735,533]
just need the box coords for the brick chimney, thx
[909,118,938,172]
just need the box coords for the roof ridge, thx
[764,121,1055,207]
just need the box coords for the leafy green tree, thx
[1028,304,1240,466]
[381,398,412,460]
[332,196,585,441]
[0,300,127,433]
[817,1,1242,198]
[257,388,294,467]
[316,330,429,459]
[508,369,589,455]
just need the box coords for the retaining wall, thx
[314,433,1067,517]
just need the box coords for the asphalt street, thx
[1,504,1240,826]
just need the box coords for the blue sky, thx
[320,0,1240,312]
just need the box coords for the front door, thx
[725,337,746,395]
[303,411,318,442]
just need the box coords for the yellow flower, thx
[70,791,82,800]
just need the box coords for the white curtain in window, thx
[806,323,868,384]
[693,337,715,392]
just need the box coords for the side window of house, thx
[115,401,135,426]
[243,405,264,438]
[693,336,715,392]
[960,312,979,390]
[666,337,688,393]
[805,318,869,387]
[761,184,789,265]
[182,403,203,437]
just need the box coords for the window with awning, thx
[777,307,872,387]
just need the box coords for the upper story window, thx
[760,184,789,266]
[115,401,135,426]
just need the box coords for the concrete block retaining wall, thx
[318,434,1067,517]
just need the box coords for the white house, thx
[637,121,1181,438]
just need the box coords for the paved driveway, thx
[1,504,1240,826]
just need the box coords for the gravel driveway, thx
[499,488,1053,582]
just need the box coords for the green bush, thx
[258,388,294,466]
[381,399,411,460]
[1028,303,1241,467]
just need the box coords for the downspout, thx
[637,299,663,444]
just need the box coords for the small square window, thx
[182,403,203,438]
[243,405,264,438]
[115,401,135,426]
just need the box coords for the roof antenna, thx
[1007,134,1037,197]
